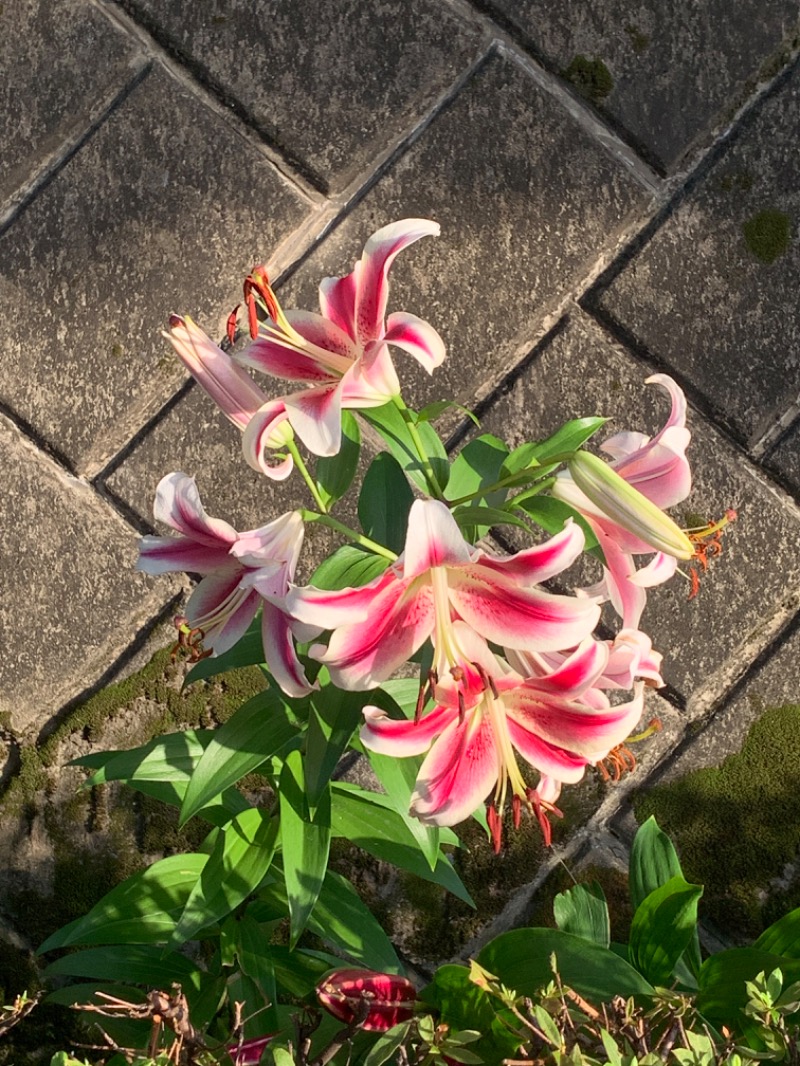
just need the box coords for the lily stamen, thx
[596,743,637,783]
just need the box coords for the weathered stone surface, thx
[116,0,484,193]
[597,61,800,450]
[465,311,800,702]
[0,64,311,477]
[0,0,142,206]
[476,0,798,172]
[0,414,178,735]
[278,51,648,426]
[766,419,800,493]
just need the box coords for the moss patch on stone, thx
[742,208,792,264]
[624,25,650,54]
[633,703,800,940]
[562,56,614,105]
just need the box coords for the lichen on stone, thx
[742,208,792,264]
[624,24,650,55]
[562,55,614,105]
[633,703,800,940]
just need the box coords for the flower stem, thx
[301,510,398,562]
[391,394,444,500]
[286,439,328,514]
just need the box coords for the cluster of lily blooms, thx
[137,219,729,849]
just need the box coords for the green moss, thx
[742,208,792,264]
[624,24,650,54]
[633,703,800,940]
[562,55,614,105]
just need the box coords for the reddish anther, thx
[226,304,240,347]
[486,802,503,854]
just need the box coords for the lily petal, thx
[355,219,440,345]
[241,401,295,481]
[403,499,474,580]
[383,311,446,373]
[410,715,499,826]
[361,702,456,757]
[283,382,344,457]
[151,472,238,547]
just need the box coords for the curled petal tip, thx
[168,313,184,329]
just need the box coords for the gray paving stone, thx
[0,414,177,736]
[466,311,800,702]
[116,0,484,193]
[477,0,798,172]
[598,60,800,450]
[277,51,647,424]
[766,420,800,494]
[0,0,142,206]
[0,64,312,478]
[627,622,800,790]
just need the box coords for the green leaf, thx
[236,914,280,1031]
[528,417,609,463]
[629,875,703,986]
[756,908,800,958]
[45,944,202,991]
[309,543,390,592]
[316,411,361,508]
[39,854,208,951]
[279,750,332,946]
[418,400,480,426]
[452,504,535,536]
[363,1021,412,1066]
[252,940,343,999]
[358,452,415,555]
[367,747,440,869]
[361,402,449,493]
[445,434,510,507]
[260,867,401,972]
[184,614,264,685]
[271,1047,297,1066]
[698,949,800,1028]
[630,816,701,977]
[478,929,655,1004]
[419,964,522,1065]
[553,882,610,948]
[170,809,278,946]
[513,495,600,554]
[305,685,368,811]
[75,729,212,786]
[179,688,301,826]
[330,784,473,904]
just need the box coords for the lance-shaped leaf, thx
[39,854,208,952]
[316,410,361,508]
[755,907,800,958]
[358,452,415,555]
[553,881,610,948]
[179,688,302,826]
[445,434,510,508]
[478,928,655,1004]
[45,944,202,992]
[75,730,212,787]
[628,875,703,986]
[309,543,390,592]
[170,808,278,947]
[305,681,371,811]
[362,401,449,493]
[280,750,332,945]
[630,816,701,977]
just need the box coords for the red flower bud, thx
[316,968,416,1032]
[227,1034,274,1065]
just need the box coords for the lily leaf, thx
[361,402,449,493]
[309,543,390,591]
[358,451,415,555]
[553,882,610,948]
[316,411,361,508]
[279,750,332,946]
[629,875,703,987]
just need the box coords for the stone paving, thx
[3,0,800,961]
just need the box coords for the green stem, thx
[447,468,563,508]
[391,394,444,500]
[286,439,328,513]
[301,510,397,561]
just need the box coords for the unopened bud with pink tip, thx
[316,969,416,1031]
[567,450,693,560]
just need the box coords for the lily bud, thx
[568,451,693,560]
[227,1034,274,1065]
[316,968,416,1031]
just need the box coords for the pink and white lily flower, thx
[507,627,664,694]
[551,374,692,628]
[288,499,601,691]
[165,315,297,481]
[136,472,315,697]
[361,622,644,846]
[235,219,446,457]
